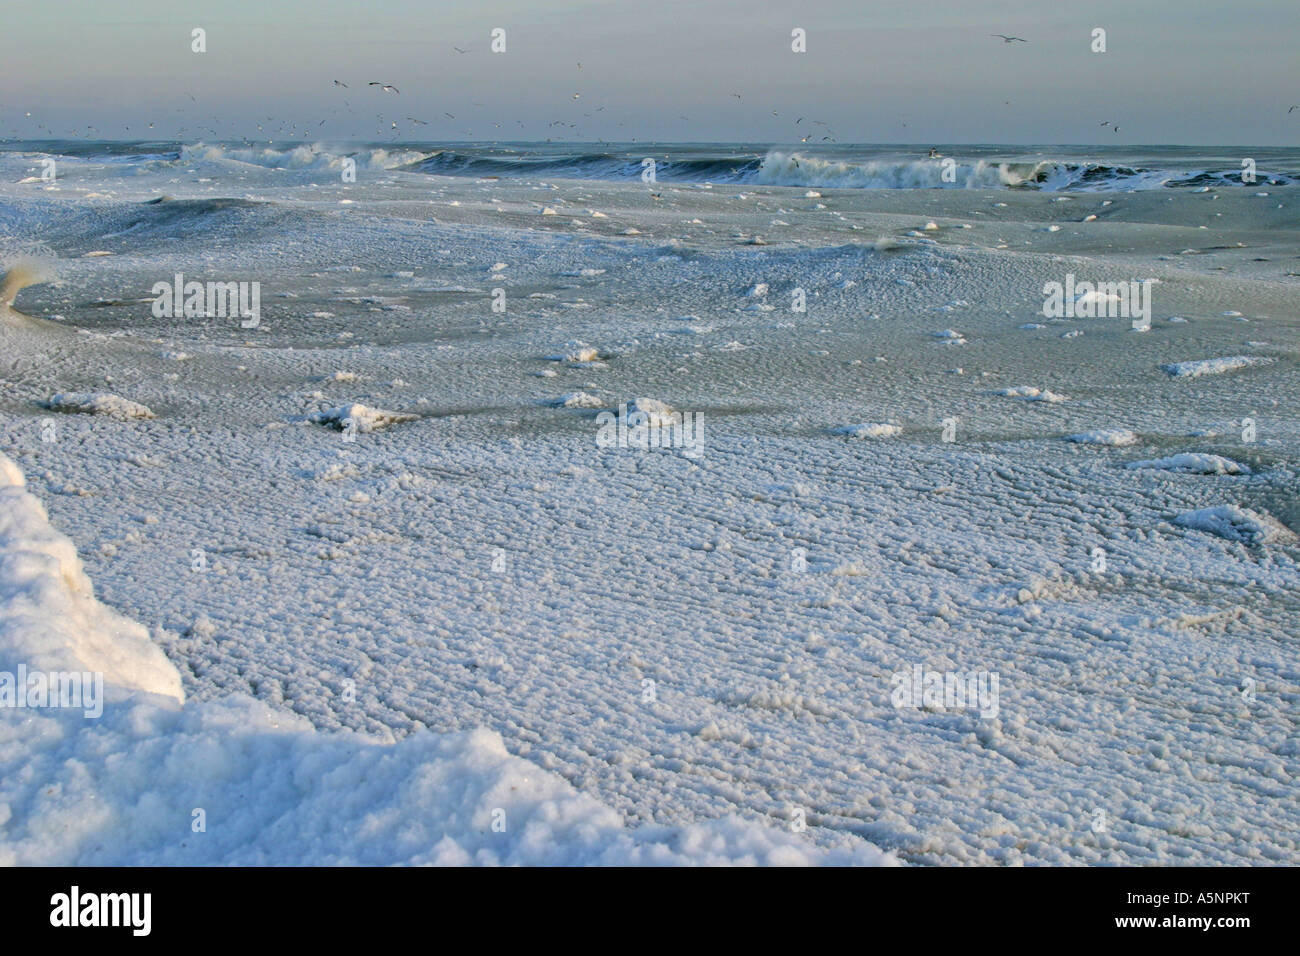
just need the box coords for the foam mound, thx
[832,423,902,439]
[1066,429,1137,446]
[309,403,417,432]
[1126,454,1250,475]
[46,392,156,420]
[1161,356,1274,379]
[0,455,182,700]
[1172,505,1293,545]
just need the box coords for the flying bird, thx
[369,83,399,93]
[453,46,469,54]
[991,34,1027,43]
[333,80,348,88]
[1290,105,1298,113]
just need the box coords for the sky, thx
[2,0,1298,145]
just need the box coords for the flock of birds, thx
[3,35,1297,144]
[315,59,849,144]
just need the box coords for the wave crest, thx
[178,143,435,172]
[751,151,1047,189]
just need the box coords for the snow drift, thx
[0,455,181,700]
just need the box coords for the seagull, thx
[731,92,742,100]
[333,80,348,88]
[407,116,428,125]
[369,83,399,93]
[1290,105,1298,113]
[1100,121,1110,126]
[991,34,1027,43]
[453,46,469,54]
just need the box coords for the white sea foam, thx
[753,152,1044,189]
[1126,454,1250,475]
[1173,505,1293,545]
[179,143,433,172]
[1161,356,1274,378]
[1066,428,1138,446]
[46,392,155,419]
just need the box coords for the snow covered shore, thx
[1,143,1297,865]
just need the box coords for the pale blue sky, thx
[4,0,1297,144]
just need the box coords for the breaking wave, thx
[178,143,436,172]
[9,141,1296,192]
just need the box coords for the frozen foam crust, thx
[0,453,892,866]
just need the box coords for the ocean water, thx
[1,140,1297,864]
[7,139,1297,189]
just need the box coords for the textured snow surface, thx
[0,453,889,865]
